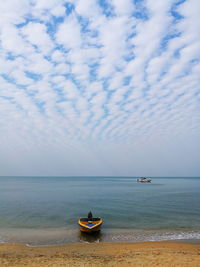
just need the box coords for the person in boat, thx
[88,211,93,220]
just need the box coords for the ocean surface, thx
[0,176,199,245]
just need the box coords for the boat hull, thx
[78,217,103,233]
[79,225,101,233]
[137,177,152,183]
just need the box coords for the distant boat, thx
[137,177,152,183]
[78,217,103,233]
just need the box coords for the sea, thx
[0,176,199,246]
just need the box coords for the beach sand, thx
[0,241,199,266]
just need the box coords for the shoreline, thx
[0,241,200,266]
[1,227,200,246]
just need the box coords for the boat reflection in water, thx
[79,231,102,243]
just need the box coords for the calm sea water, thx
[0,176,199,245]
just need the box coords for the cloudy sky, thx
[0,0,199,176]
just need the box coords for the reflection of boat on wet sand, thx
[137,177,152,183]
[79,231,102,243]
[78,212,103,233]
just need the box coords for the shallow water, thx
[0,176,199,245]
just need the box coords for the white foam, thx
[109,229,200,243]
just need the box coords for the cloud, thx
[56,14,82,49]
[22,22,54,54]
[75,0,101,18]
[1,24,33,55]
[111,0,134,16]
[0,0,199,175]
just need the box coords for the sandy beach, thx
[0,241,199,267]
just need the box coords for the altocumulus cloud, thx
[0,0,200,176]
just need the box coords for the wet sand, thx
[0,241,200,266]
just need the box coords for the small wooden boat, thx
[78,217,103,233]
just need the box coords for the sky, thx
[0,0,199,177]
